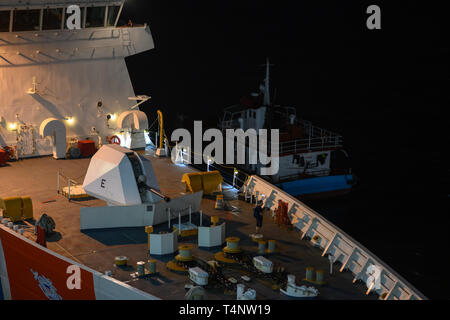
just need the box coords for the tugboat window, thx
[43,8,63,30]
[13,9,41,32]
[0,11,10,32]
[106,6,121,27]
[86,6,106,28]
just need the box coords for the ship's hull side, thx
[0,224,159,300]
[277,174,354,199]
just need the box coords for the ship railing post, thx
[340,247,357,272]
[178,212,181,235]
[322,233,338,257]
[200,210,203,226]
[57,171,60,194]
[384,281,399,300]
[366,279,375,295]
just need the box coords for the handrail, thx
[278,168,352,182]
[220,110,344,154]
[244,175,427,300]
[279,136,343,154]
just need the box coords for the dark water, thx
[122,1,449,299]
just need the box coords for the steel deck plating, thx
[0,148,378,300]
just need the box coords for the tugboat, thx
[220,59,355,199]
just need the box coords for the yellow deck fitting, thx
[211,215,220,226]
[173,226,198,237]
[166,260,189,273]
[201,171,224,195]
[0,197,22,222]
[215,194,224,210]
[148,259,157,274]
[214,251,237,264]
[303,268,327,285]
[181,172,203,193]
[258,240,267,254]
[181,171,223,195]
[145,226,153,251]
[21,196,34,220]
[315,270,326,285]
[114,256,128,266]
[175,244,194,262]
[61,185,90,199]
[223,237,242,254]
[266,240,277,253]
[0,196,34,222]
[304,266,316,283]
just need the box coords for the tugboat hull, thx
[278,174,354,199]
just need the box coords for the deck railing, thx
[279,135,343,155]
[279,118,343,154]
[220,114,343,155]
[243,175,427,300]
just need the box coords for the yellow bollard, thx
[267,240,276,253]
[211,216,220,226]
[145,226,154,251]
[176,245,194,262]
[258,240,267,254]
[305,267,315,282]
[223,237,242,253]
[316,270,326,285]
[148,259,157,274]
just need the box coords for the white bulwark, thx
[0,1,154,157]
[244,175,427,300]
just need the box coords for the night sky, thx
[121,1,448,298]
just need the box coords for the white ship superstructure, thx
[219,60,353,198]
[0,0,154,158]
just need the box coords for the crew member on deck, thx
[254,200,264,234]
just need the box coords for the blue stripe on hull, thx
[278,175,353,196]
[0,276,3,300]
